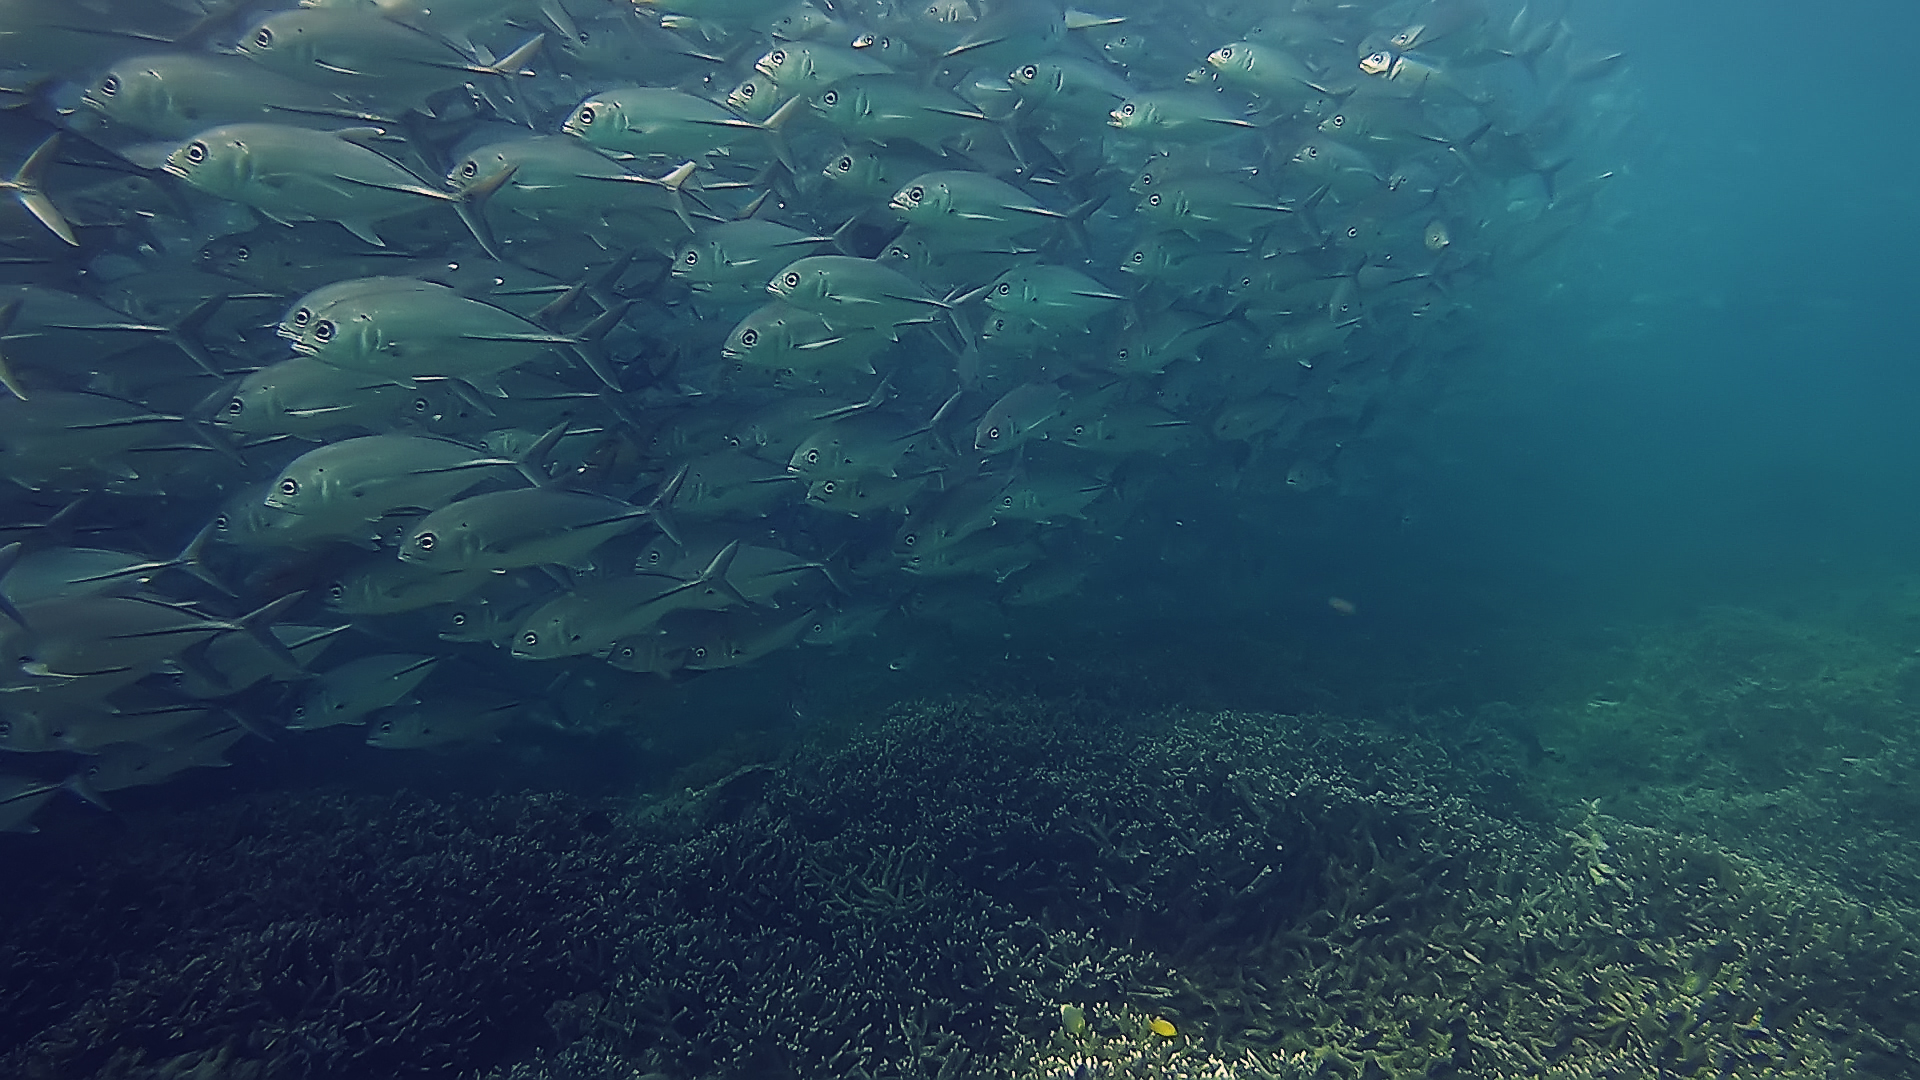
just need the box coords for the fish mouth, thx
[160,161,189,179]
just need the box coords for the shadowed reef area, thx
[2,681,1917,1080]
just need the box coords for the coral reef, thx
[2,698,1916,1079]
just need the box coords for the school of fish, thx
[0,0,1627,830]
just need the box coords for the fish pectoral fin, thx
[337,220,387,246]
[313,59,373,78]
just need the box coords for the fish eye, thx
[1220,46,1233,58]
[683,250,698,265]
[292,308,311,326]
[1346,226,1359,237]
[986,426,999,439]
[693,646,707,659]
[416,532,435,550]
[740,328,758,346]
[253,28,273,48]
[313,319,335,341]
[821,480,836,493]
[1148,193,1161,206]
[100,75,120,96]
[577,105,595,124]
[461,161,477,177]
[223,398,243,415]
[908,186,924,202]
[1121,103,1135,116]
[996,282,1011,295]
[1021,64,1036,79]
[822,89,837,105]
[214,514,230,531]
[805,449,819,463]
[783,272,800,288]
[278,477,298,496]
[231,246,250,261]
[739,82,755,98]
[412,396,430,412]
[836,155,853,171]
[522,632,537,648]
[770,49,786,63]
[577,30,590,44]
[329,583,345,601]
[186,141,207,164]
[1130,251,1144,263]
[451,612,467,626]
[1331,115,1345,127]
[1306,146,1319,158]
[902,534,916,546]
[854,33,875,47]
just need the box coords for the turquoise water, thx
[1,1,1917,1076]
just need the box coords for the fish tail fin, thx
[828,213,863,255]
[1535,155,1573,201]
[478,33,545,79]
[7,133,78,247]
[643,464,688,548]
[582,249,638,310]
[538,1,580,41]
[1296,182,1332,242]
[567,301,631,391]
[0,541,26,631]
[173,635,229,693]
[234,590,307,674]
[171,518,235,597]
[454,163,517,261]
[514,419,571,487]
[659,160,700,233]
[817,546,855,595]
[734,187,772,221]
[760,95,806,174]
[226,704,280,743]
[0,298,25,400]
[166,294,230,377]
[924,387,965,456]
[1062,192,1108,254]
[695,538,756,609]
[61,771,111,811]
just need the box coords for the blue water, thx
[1412,0,1920,622]
[4,2,1920,1077]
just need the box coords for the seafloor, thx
[3,574,1918,1080]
